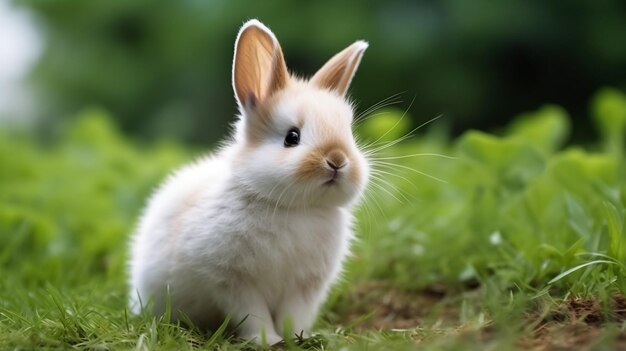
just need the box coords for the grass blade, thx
[548,260,617,285]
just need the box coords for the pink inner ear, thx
[310,41,367,97]
[233,23,289,110]
[246,92,258,109]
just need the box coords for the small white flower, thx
[489,230,502,245]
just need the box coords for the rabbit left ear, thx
[310,40,368,97]
[232,20,288,110]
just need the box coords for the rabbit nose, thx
[326,150,347,170]
[326,160,343,170]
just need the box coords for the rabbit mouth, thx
[323,168,342,186]
[323,179,337,186]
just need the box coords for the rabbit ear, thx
[233,20,288,109]
[311,40,368,97]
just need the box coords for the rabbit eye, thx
[284,127,300,147]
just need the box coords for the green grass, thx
[1,89,626,350]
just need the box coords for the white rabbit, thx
[129,19,369,345]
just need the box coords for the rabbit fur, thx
[129,19,369,345]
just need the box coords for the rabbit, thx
[128,19,369,345]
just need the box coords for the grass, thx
[1,88,626,350]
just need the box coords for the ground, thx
[331,281,626,351]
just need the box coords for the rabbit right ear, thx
[311,40,368,97]
[232,20,288,110]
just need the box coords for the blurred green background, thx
[4,0,626,143]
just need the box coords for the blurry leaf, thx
[564,193,591,238]
[66,107,127,149]
[457,131,545,189]
[539,244,563,258]
[592,88,626,156]
[563,238,585,262]
[592,88,626,136]
[604,202,625,262]
[507,105,570,154]
[549,150,618,190]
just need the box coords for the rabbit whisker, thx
[364,95,416,148]
[354,91,405,122]
[369,153,457,161]
[369,168,418,192]
[370,160,448,184]
[362,114,443,154]
[369,173,412,203]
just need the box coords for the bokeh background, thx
[2,0,625,143]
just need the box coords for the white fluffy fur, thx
[128,19,368,345]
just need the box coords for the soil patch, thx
[336,281,460,331]
[337,281,626,350]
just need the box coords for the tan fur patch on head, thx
[295,148,325,182]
